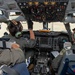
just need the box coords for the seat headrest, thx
[64,42,72,49]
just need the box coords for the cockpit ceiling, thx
[0,0,75,22]
[16,0,69,22]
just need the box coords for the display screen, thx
[40,37,48,45]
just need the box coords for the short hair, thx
[7,21,23,36]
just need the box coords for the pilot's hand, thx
[27,19,33,29]
[11,44,20,49]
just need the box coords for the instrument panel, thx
[16,0,69,22]
[22,31,70,51]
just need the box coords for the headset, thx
[14,22,22,38]
[8,20,22,38]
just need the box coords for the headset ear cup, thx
[15,32,22,38]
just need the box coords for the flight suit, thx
[3,34,36,59]
[0,48,25,66]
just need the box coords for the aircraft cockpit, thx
[0,0,75,75]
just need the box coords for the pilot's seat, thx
[0,38,30,75]
[51,42,73,74]
[59,58,75,75]
[58,43,75,75]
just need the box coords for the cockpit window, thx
[0,21,75,38]
[21,21,75,32]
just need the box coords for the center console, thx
[30,52,51,75]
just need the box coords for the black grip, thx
[27,19,33,29]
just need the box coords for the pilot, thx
[3,20,36,65]
[51,42,72,73]
[5,20,35,47]
[0,43,29,75]
[72,28,75,44]
[0,43,25,66]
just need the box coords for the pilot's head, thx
[73,28,75,33]
[7,20,23,37]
